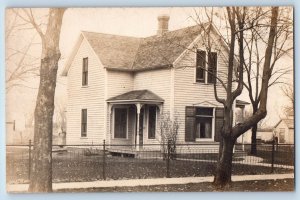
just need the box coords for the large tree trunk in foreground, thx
[213,7,279,188]
[214,137,235,186]
[28,8,65,193]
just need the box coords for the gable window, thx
[114,108,127,138]
[82,57,88,86]
[195,107,213,139]
[81,109,87,137]
[148,106,157,139]
[196,50,217,84]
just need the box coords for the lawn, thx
[6,146,294,184]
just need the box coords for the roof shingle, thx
[82,24,205,71]
[107,90,164,102]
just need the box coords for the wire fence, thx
[6,140,294,184]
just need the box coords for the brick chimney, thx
[157,15,170,36]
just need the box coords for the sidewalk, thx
[7,173,294,193]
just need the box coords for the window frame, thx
[194,107,215,141]
[148,105,157,139]
[81,109,87,138]
[195,49,218,84]
[113,106,129,139]
[82,57,88,86]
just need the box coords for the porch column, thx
[136,103,141,151]
[108,104,113,146]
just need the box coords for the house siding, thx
[66,39,105,145]
[173,35,228,144]
[105,70,134,144]
[133,69,172,145]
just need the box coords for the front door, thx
[139,108,144,147]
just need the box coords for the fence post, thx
[271,139,275,173]
[102,140,106,180]
[166,140,171,178]
[28,139,32,180]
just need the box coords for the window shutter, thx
[208,52,217,84]
[214,107,224,142]
[185,106,196,142]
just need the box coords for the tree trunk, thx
[214,136,235,187]
[28,8,65,193]
[250,123,257,155]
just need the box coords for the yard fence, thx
[6,140,294,184]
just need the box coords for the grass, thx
[6,147,294,184]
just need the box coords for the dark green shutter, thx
[185,106,196,142]
[214,107,224,142]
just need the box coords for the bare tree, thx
[242,7,293,155]
[281,84,294,117]
[12,8,66,192]
[159,113,180,159]
[5,10,41,92]
[190,7,282,187]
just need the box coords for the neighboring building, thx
[62,15,247,151]
[273,117,294,144]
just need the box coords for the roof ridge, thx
[82,30,142,39]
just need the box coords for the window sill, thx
[193,82,213,85]
[81,85,89,88]
[113,137,129,140]
[195,138,214,142]
[148,137,156,140]
[80,137,88,139]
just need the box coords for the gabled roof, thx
[62,24,208,75]
[274,118,294,129]
[107,90,164,103]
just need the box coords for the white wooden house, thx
[273,117,294,144]
[62,15,247,152]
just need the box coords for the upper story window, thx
[82,57,88,86]
[196,50,217,84]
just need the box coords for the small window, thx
[148,106,157,139]
[82,57,88,86]
[195,107,213,139]
[114,108,127,138]
[195,51,217,84]
[81,109,87,137]
[196,50,206,82]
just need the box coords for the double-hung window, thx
[196,50,217,84]
[82,57,88,86]
[195,107,213,139]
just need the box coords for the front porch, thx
[106,90,164,152]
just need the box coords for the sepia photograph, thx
[5,7,294,193]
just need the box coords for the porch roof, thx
[107,90,164,103]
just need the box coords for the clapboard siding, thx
[133,69,172,145]
[66,39,105,145]
[173,33,229,143]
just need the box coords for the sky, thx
[5,7,294,131]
